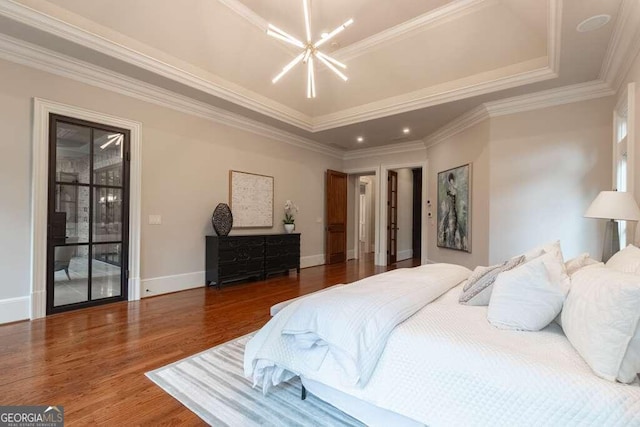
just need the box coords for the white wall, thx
[426,97,613,269]
[489,98,613,262]
[427,120,491,268]
[0,58,341,323]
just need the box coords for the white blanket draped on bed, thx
[244,263,471,391]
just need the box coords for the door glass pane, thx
[53,245,88,307]
[93,130,124,187]
[92,243,122,299]
[93,188,123,242]
[55,185,90,244]
[56,122,91,184]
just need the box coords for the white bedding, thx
[280,264,471,386]
[247,282,640,426]
[245,263,470,390]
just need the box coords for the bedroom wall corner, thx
[426,120,491,269]
[488,96,615,263]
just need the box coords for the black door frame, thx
[46,113,131,315]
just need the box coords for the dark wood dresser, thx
[205,233,300,288]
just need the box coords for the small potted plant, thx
[283,200,298,233]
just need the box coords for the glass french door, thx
[47,114,130,314]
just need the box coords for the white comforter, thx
[308,287,640,426]
[245,271,640,426]
[245,263,471,390]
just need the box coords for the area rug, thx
[146,333,364,426]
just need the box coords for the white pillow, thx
[562,267,640,383]
[565,253,600,276]
[487,252,568,331]
[516,240,562,263]
[606,245,640,275]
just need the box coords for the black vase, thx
[212,203,233,236]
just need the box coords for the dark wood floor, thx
[0,255,420,426]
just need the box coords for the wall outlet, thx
[149,215,162,225]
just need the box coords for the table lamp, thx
[585,191,640,262]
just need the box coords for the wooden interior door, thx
[326,170,348,264]
[387,170,398,265]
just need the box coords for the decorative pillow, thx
[562,267,640,383]
[606,245,640,275]
[459,256,525,306]
[487,252,568,331]
[463,265,500,292]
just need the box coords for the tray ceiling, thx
[0,0,627,149]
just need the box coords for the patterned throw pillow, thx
[459,255,525,306]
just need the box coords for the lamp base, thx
[602,219,620,263]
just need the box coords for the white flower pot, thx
[284,223,295,234]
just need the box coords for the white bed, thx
[245,265,640,426]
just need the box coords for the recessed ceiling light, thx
[356,136,364,143]
[403,128,411,134]
[577,15,611,32]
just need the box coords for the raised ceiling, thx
[0,0,629,150]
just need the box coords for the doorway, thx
[357,176,376,259]
[386,168,422,265]
[47,114,130,314]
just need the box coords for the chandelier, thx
[267,0,353,98]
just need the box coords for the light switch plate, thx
[149,215,162,225]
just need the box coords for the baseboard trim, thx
[141,271,205,298]
[0,296,30,324]
[347,249,356,260]
[301,254,325,269]
[397,249,414,262]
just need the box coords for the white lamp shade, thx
[585,191,640,221]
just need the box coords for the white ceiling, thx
[0,0,627,150]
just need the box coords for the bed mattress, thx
[298,285,640,426]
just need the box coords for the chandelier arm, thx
[310,56,316,98]
[273,52,305,83]
[316,53,348,81]
[314,18,354,48]
[306,58,312,98]
[303,0,312,43]
[315,51,347,69]
[267,24,305,48]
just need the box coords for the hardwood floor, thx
[0,255,420,426]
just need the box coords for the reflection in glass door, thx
[47,114,130,314]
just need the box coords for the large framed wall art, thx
[229,170,274,228]
[437,163,471,252]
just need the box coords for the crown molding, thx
[314,61,556,132]
[599,0,640,91]
[0,33,343,159]
[424,79,615,147]
[484,80,614,117]
[333,0,493,62]
[424,106,489,147]
[0,0,314,131]
[343,140,426,161]
[217,0,268,32]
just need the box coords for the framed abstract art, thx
[437,163,471,252]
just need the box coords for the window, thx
[614,83,636,248]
